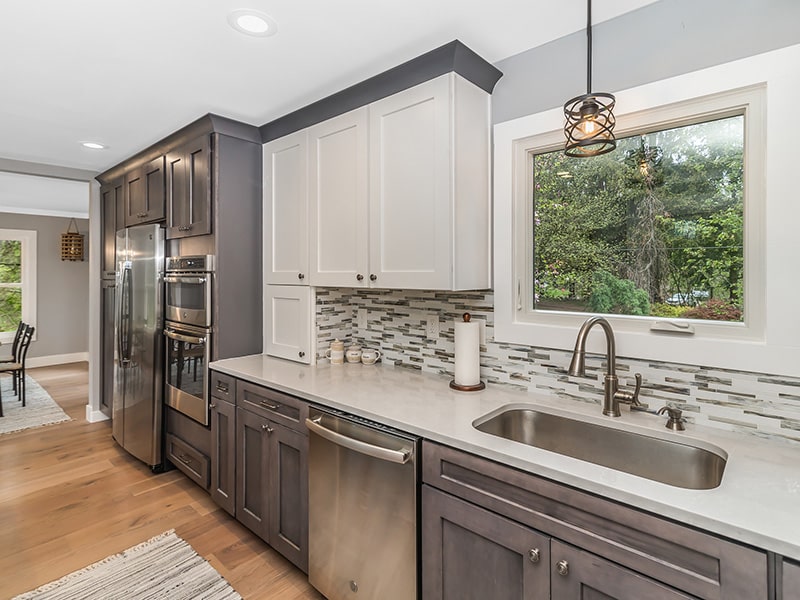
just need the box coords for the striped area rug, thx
[13,530,242,600]
[0,375,71,435]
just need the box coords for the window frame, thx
[515,88,762,339]
[493,59,785,373]
[0,228,37,343]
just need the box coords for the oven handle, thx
[305,416,411,464]
[163,328,206,345]
[164,275,207,284]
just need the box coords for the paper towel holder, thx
[450,313,486,392]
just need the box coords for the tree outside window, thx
[532,115,744,322]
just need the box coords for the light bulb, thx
[577,118,597,137]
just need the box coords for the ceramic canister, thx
[325,339,345,364]
[346,345,362,363]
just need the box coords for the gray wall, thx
[492,0,800,124]
[0,212,89,359]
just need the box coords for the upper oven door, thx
[164,273,211,328]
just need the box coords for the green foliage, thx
[533,114,744,321]
[588,270,650,316]
[0,240,22,333]
[683,299,743,322]
[650,303,691,318]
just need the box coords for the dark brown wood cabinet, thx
[548,540,694,599]
[783,558,800,600]
[166,135,212,239]
[423,485,550,600]
[233,380,309,573]
[210,380,236,516]
[100,179,124,277]
[124,155,166,226]
[422,441,768,600]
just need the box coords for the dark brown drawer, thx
[236,381,308,433]
[422,441,766,600]
[210,371,236,403]
[166,433,210,490]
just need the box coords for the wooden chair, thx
[0,325,35,414]
[1,321,28,394]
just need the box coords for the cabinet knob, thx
[261,424,274,434]
[356,273,364,281]
[298,273,305,280]
[556,560,569,576]
[528,548,540,563]
[298,351,305,358]
[209,403,216,410]
[369,274,377,282]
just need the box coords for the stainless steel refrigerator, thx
[112,223,165,470]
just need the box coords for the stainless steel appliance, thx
[112,223,165,470]
[306,407,419,600]
[163,255,214,426]
[164,322,211,425]
[164,255,214,328]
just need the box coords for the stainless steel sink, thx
[473,407,727,490]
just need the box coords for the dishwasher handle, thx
[306,416,412,464]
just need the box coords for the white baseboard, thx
[27,352,89,368]
[85,405,110,423]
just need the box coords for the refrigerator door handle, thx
[119,266,132,362]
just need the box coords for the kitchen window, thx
[530,114,744,323]
[0,229,36,342]
[493,58,783,373]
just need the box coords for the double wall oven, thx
[163,255,214,426]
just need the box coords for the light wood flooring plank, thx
[0,362,324,599]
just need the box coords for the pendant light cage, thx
[563,0,617,157]
[564,92,616,157]
[61,218,85,261]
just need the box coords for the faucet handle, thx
[615,373,644,408]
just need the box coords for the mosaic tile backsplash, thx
[315,288,800,444]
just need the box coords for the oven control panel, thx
[165,255,215,272]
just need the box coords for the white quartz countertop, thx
[210,354,800,560]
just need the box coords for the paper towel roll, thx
[454,314,481,386]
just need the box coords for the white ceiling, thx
[0,0,656,177]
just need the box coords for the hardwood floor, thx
[0,363,325,599]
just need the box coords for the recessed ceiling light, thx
[227,9,277,37]
[81,142,107,150]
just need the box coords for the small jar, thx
[346,345,362,363]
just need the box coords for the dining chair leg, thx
[20,371,26,407]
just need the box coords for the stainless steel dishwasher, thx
[306,406,419,600]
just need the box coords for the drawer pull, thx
[178,454,192,465]
[216,383,229,393]
[260,400,281,410]
[556,560,569,576]
[528,548,541,563]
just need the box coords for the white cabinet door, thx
[308,107,369,288]
[368,75,452,289]
[264,285,313,364]
[264,131,309,285]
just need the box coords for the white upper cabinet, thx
[308,107,369,287]
[264,72,491,292]
[264,130,309,285]
[368,73,491,290]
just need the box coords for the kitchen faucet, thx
[568,316,643,417]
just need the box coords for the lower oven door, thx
[164,323,210,426]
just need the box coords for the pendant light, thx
[563,0,616,157]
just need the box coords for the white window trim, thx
[0,228,37,344]
[494,43,800,375]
